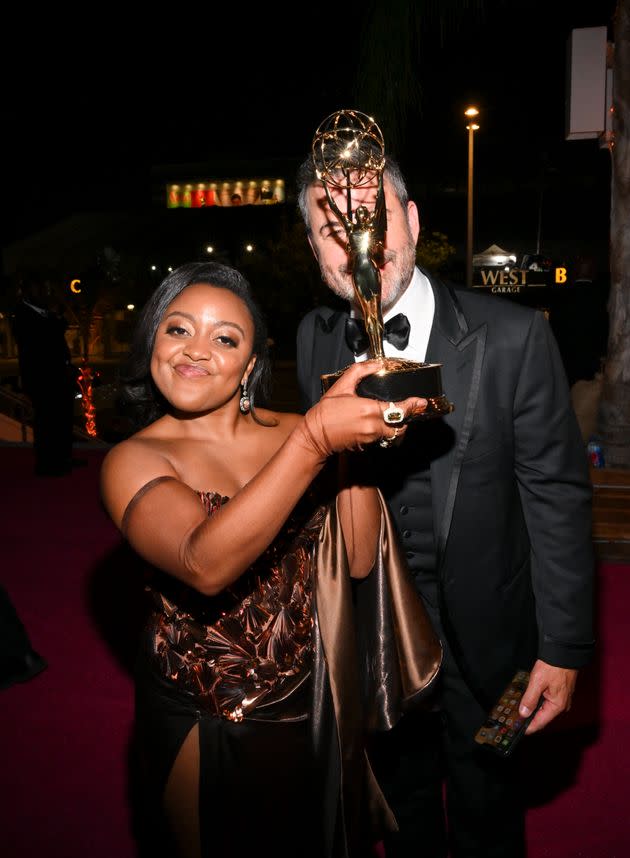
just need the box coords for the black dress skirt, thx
[133,489,324,858]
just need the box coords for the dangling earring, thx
[239,378,251,414]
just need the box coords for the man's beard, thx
[317,237,417,312]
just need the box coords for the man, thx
[12,278,78,476]
[295,151,594,857]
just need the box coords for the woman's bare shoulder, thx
[254,408,303,436]
[102,416,176,465]
[100,432,180,524]
[103,432,165,465]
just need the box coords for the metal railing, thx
[0,385,110,446]
[0,386,33,442]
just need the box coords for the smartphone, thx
[474,669,542,758]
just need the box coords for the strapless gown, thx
[134,490,326,858]
[130,481,442,858]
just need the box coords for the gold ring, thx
[379,427,400,448]
[383,402,405,425]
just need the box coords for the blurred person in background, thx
[11,276,79,476]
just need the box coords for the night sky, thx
[3,1,617,252]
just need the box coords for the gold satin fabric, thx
[313,491,442,850]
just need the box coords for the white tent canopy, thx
[472,244,518,268]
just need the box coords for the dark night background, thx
[3,2,615,241]
[1,1,617,384]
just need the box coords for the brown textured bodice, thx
[144,491,325,722]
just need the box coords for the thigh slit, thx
[162,722,201,858]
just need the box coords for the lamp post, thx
[465,107,480,288]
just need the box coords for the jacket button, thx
[400,505,409,515]
[403,530,411,539]
[406,550,415,559]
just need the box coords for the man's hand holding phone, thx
[520,660,578,735]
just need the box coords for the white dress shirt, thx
[352,267,435,363]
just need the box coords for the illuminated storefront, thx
[166,178,286,209]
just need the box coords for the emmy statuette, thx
[311,109,453,419]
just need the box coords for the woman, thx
[101,262,435,858]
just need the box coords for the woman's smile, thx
[174,363,210,378]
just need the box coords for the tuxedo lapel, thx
[424,275,487,568]
[306,279,487,569]
[309,310,354,400]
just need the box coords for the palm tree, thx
[352,1,484,157]
[598,0,630,466]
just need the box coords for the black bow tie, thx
[345,313,411,355]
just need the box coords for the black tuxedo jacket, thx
[296,271,595,705]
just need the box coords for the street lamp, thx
[465,107,480,288]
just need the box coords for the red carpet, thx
[1,446,628,857]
